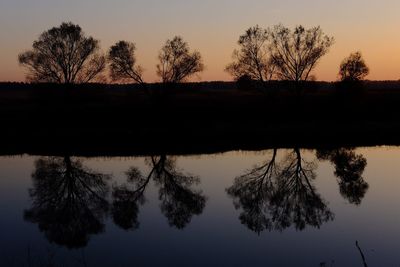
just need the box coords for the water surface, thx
[0,147,399,266]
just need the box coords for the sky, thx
[0,0,399,82]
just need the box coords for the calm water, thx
[0,147,399,267]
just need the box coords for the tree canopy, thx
[156,36,204,83]
[339,51,369,82]
[269,25,334,82]
[225,25,274,82]
[108,40,144,84]
[18,22,106,84]
[226,24,334,84]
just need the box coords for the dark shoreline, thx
[1,81,400,156]
[0,121,399,157]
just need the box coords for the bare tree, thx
[108,41,145,84]
[156,36,204,84]
[339,52,369,82]
[18,22,106,84]
[269,25,334,82]
[225,25,274,82]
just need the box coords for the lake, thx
[0,147,399,267]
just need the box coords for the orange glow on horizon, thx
[1,0,400,82]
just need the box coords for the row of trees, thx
[18,22,369,86]
[18,22,204,85]
[226,25,369,83]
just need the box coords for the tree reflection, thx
[24,157,110,249]
[111,167,149,230]
[227,149,334,234]
[317,148,368,205]
[151,155,206,229]
[226,149,278,233]
[271,149,333,231]
[112,155,206,230]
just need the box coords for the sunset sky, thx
[1,0,399,82]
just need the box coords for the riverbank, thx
[1,81,400,156]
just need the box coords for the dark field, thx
[1,81,400,156]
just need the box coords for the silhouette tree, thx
[227,149,333,234]
[268,25,334,83]
[111,155,206,230]
[339,52,369,82]
[108,41,145,85]
[156,36,204,84]
[225,25,274,82]
[317,148,368,205]
[24,157,110,249]
[18,22,106,84]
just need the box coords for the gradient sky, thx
[1,0,399,82]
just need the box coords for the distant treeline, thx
[2,80,400,91]
[16,22,377,87]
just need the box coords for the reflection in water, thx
[112,155,206,230]
[112,167,148,230]
[227,149,334,233]
[23,149,368,251]
[24,157,110,249]
[272,149,334,231]
[226,149,278,233]
[151,156,207,229]
[317,149,368,205]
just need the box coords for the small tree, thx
[156,36,204,84]
[269,25,334,82]
[18,22,105,84]
[225,25,274,82]
[339,52,369,82]
[108,41,144,84]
